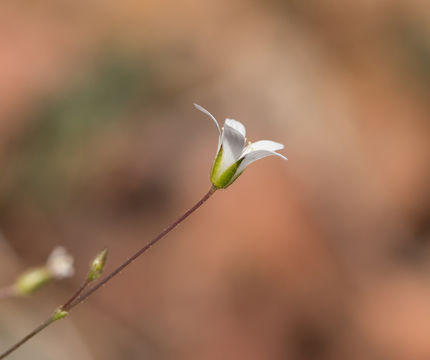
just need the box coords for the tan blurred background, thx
[1,0,430,359]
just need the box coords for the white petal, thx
[220,119,246,171]
[46,246,74,279]
[225,118,246,138]
[237,149,287,174]
[194,104,222,151]
[242,140,284,156]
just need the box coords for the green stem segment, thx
[0,186,217,360]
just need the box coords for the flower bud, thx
[87,248,108,282]
[13,247,74,296]
[14,267,52,296]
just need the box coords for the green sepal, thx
[87,248,108,282]
[210,147,224,185]
[224,169,244,188]
[52,308,68,321]
[210,148,244,189]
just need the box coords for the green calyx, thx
[52,308,68,321]
[210,147,244,189]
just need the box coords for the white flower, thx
[46,246,74,279]
[195,104,287,189]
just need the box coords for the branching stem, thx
[0,185,217,359]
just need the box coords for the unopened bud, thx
[87,248,108,282]
[15,267,52,296]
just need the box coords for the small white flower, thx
[46,246,74,279]
[195,104,287,189]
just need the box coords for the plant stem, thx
[0,318,54,360]
[70,185,216,309]
[0,185,217,359]
[61,278,91,311]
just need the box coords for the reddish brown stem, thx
[0,185,217,359]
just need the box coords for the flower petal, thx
[220,119,246,171]
[46,247,74,279]
[242,140,284,156]
[237,149,287,174]
[194,104,222,151]
[225,118,246,138]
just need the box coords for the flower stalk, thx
[0,185,217,359]
[0,103,287,359]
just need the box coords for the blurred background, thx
[1,0,430,359]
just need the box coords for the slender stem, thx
[61,278,91,311]
[0,318,54,359]
[70,185,216,309]
[0,278,91,360]
[0,185,217,359]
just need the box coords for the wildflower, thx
[194,104,287,189]
[46,246,74,279]
[15,247,74,295]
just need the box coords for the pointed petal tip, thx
[194,103,210,114]
[268,151,288,161]
[194,103,221,129]
[242,140,285,156]
[262,140,284,151]
[237,149,288,174]
[194,103,222,153]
